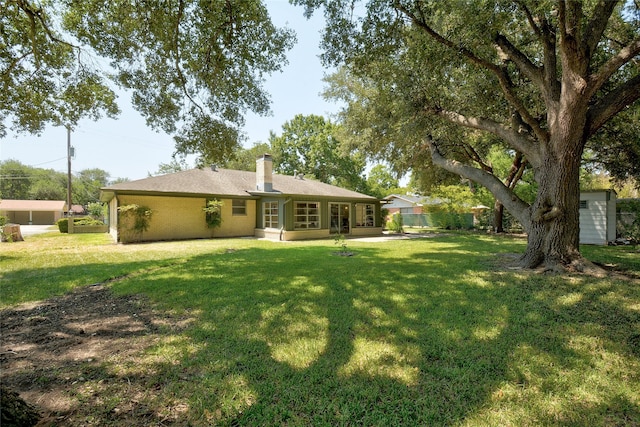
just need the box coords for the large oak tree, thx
[300,0,640,270]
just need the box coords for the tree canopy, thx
[0,160,112,206]
[1,1,120,136]
[301,0,640,269]
[2,1,295,163]
[269,114,368,192]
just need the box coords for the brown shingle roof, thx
[0,200,67,211]
[101,168,377,201]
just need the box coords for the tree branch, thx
[584,0,620,58]
[17,0,79,52]
[588,36,640,97]
[587,74,640,135]
[557,0,587,75]
[434,108,542,167]
[394,2,548,144]
[494,34,544,88]
[425,136,532,231]
[172,0,204,113]
[513,1,562,104]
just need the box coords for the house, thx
[579,190,616,245]
[384,194,433,215]
[100,155,383,242]
[70,204,86,216]
[383,194,478,228]
[0,199,67,225]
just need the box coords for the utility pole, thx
[67,126,72,216]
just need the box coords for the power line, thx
[29,157,67,167]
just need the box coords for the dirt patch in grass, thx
[1,283,192,426]
[489,252,640,281]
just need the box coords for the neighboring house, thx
[383,194,446,215]
[384,194,425,215]
[100,155,383,242]
[70,204,86,216]
[579,190,616,245]
[383,194,480,228]
[0,199,67,225]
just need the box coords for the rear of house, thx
[101,155,383,243]
[579,190,616,245]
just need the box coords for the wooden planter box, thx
[68,223,108,234]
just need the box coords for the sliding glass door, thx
[330,203,350,234]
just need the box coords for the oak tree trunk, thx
[519,136,584,270]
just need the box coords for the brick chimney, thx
[256,154,273,192]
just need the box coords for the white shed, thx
[579,190,616,245]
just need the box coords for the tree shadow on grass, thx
[4,236,638,425]
[104,239,640,425]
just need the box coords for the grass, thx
[2,231,639,425]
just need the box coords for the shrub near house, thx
[57,218,108,234]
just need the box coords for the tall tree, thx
[224,142,272,171]
[150,157,191,176]
[29,168,67,200]
[366,164,401,198]
[0,160,32,199]
[270,114,368,192]
[73,168,110,206]
[300,0,640,270]
[2,1,295,163]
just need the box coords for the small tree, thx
[87,202,106,221]
[423,185,479,229]
[203,199,223,230]
[117,204,153,243]
[387,212,404,234]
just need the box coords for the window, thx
[294,202,320,229]
[355,203,375,227]
[579,200,588,209]
[232,199,246,216]
[264,201,279,228]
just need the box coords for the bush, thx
[203,199,223,229]
[58,217,105,233]
[475,207,524,232]
[87,202,106,220]
[57,218,69,233]
[118,204,153,243]
[617,199,640,245]
[422,185,481,230]
[0,215,8,241]
[386,212,404,233]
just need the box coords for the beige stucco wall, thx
[114,195,256,242]
[212,198,256,238]
[281,228,330,241]
[351,227,383,237]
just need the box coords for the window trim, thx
[232,199,247,216]
[294,201,320,230]
[263,201,279,228]
[355,203,375,227]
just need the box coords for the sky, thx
[0,1,341,181]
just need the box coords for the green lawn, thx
[1,232,639,426]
